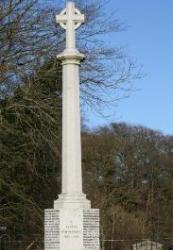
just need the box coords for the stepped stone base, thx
[44,208,100,250]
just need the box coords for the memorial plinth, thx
[44,2,100,250]
[45,209,99,250]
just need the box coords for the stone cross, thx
[55,2,90,208]
[44,3,100,250]
[56,2,85,50]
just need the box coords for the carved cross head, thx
[56,2,85,50]
[56,2,85,30]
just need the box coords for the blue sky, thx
[85,0,173,135]
[49,0,173,135]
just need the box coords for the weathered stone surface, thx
[83,209,100,250]
[44,210,60,250]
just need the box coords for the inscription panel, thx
[60,209,83,250]
[83,209,100,250]
[44,209,60,250]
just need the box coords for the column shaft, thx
[62,60,82,195]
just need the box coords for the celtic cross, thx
[56,2,85,50]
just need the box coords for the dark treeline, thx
[82,124,173,245]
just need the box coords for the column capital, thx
[57,49,85,65]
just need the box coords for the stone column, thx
[54,51,90,209]
[61,53,84,195]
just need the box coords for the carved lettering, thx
[83,209,100,250]
[44,210,60,250]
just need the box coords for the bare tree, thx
[0,0,140,108]
[0,0,63,96]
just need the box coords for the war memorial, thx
[44,2,100,250]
